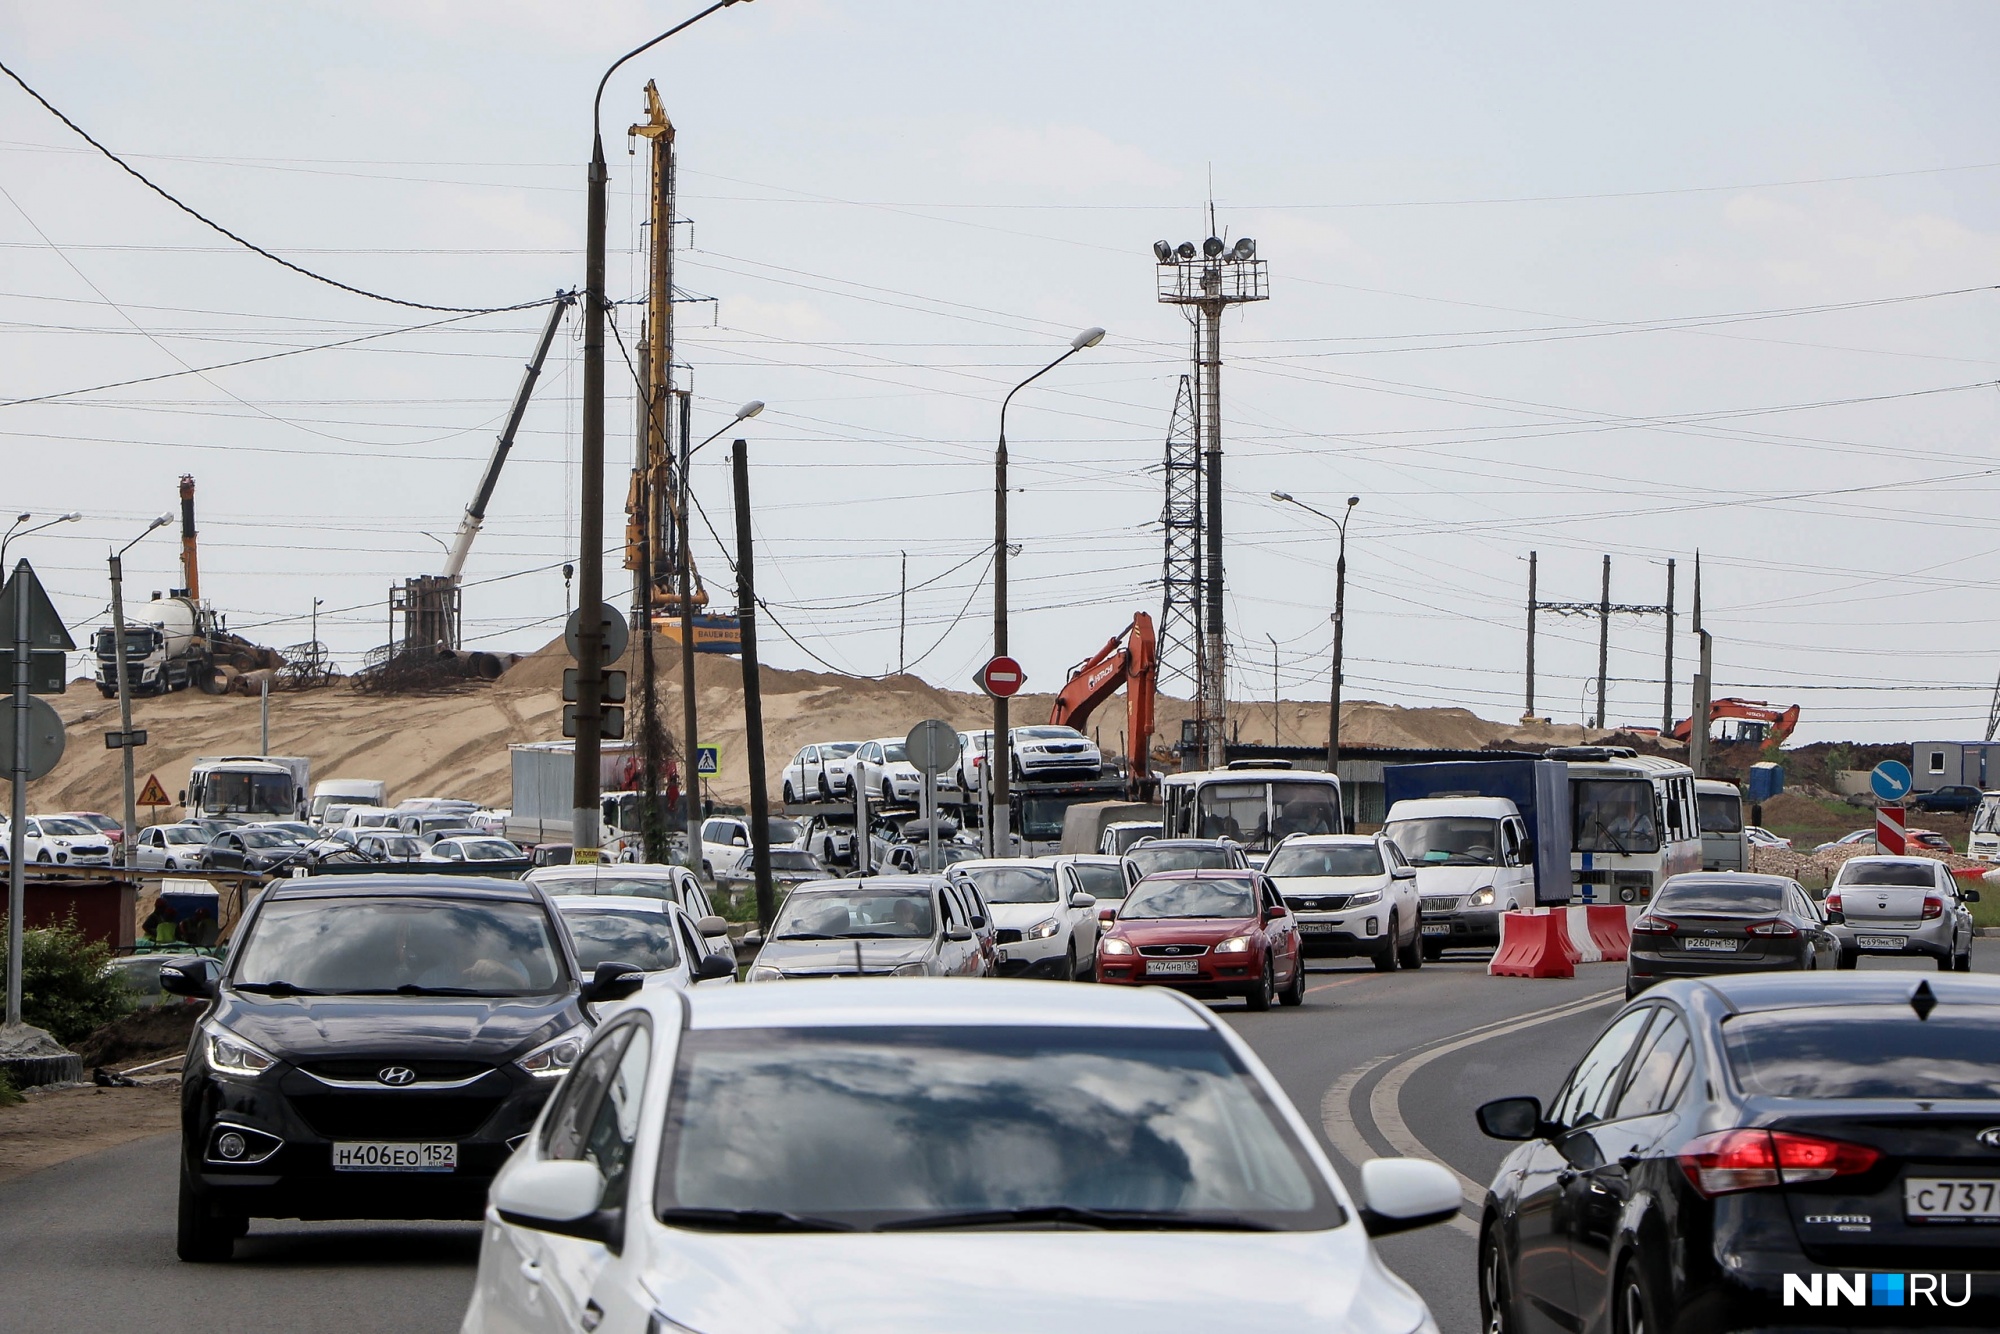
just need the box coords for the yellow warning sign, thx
[137,773,170,807]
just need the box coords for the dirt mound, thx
[73,1005,198,1068]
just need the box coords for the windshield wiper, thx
[658,1207,853,1233]
[777,931,836,940]
[1586,813,1629,857]
[231,980,322,996]
[878,1205,1275,1232]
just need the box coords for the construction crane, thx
[1670,697,1801,753]
[1050,612,1159,798]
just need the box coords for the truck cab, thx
[1381,795,1535,960]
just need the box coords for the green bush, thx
[0,1066,19,1108]
[0,913,134,1045]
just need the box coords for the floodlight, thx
[1175,241,1196,260]
[1202,236,1224,258]
[1152,240,1174,263]
[1230,237,1257,261]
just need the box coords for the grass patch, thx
[1973,895,2000,931]
[0,1068,20,1109]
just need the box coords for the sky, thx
[2,0,1996,745]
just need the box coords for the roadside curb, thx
[1977,928,2000,937]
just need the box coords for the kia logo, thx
[1977,1127,2000,1150]
[377,1066,417,1087]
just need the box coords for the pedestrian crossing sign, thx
[696,745,719,776]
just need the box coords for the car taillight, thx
[1824,892,1842,913]
[1922,896,1944,920]
[1632,915,1675,934]
[1678,1128,1880,1197]
[1748,919,1798,937]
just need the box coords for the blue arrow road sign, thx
[1871,760,1913,803]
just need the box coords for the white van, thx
[1694,779,1747,871]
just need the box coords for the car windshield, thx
[1697,792,1743,834]
[963,866,1058,904]
[1192,781,1340,848]
[774,888,935,940]
[232,898,563,995]
[205,772,294,816]
[1385,817,1500,867]
[767,818,802,844]
[1265,844,1385,879]
[40,817,97,837]
[560,908,681,974]
[1723,1009,2000,1099]
[534,873,676,900]
[1653,882,1786,915]
[1127,844,1234,875]
[1838,862,1935,888]
[1572,780,1661,854]
[1019,727,1083,740]
[459,840,522,860]
[1122,877,1257,920]
[235,830,296,848]
[768,850,824,873]
[655,1024,1340,1231]
[1068,863,1128,901]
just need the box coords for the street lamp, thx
[109,512,175,867]
[990,326,1105,855]
[1273,492,1359,770]
[573,0,754,864]
[0,511,81,568]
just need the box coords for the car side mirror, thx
[1068,891,1096,909]
[696,914,729,935]
[1357,1158,1462,1238]
[944,924,973,942]
[1475,1095,1546,1142]
[692,953,736,982]
[1963,889,1982,904]
[1391,866,1417,881]
[581,960,645,1004]
[159,959,217,1000]
[1265,904,1288,920]
[495,1159,620,1244]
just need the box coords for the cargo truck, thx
[504,741,683,855]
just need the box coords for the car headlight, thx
[1025,917,1061,940]
[1467,886,1496,907]
[1347,889,1382,907]
[515,1026,590,1081]
[203,1024,277,1078]
[891,962,927,976]
[1214,936,1254,954]
[747,965,784,983]
[1100,937,1134,956]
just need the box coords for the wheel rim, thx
[1483,1239,1506,1334]
[1622,1279,1645,1334]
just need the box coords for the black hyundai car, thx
[161,875,640,1262]
[1476,973,2000,1332]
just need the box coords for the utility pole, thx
[675,390,700,860]
[631,327,666,864]
[1157,376,1203,701]
[733,441,776,932]
[1689,554,1712,779]
[1662,558,1676,734]
[1266,633,1280,746]
[1526,554,1673,733]
[1596,555,1611,730]
[898,550,907,675]
[109,555,135,866]
[1525,551,1537,720]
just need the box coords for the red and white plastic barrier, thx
[1489,908,1576,978]
[1563,907,1602,964]
[1585,905,1631,962]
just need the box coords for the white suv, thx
[1008,724,1102,781]
[1265,834,1423,972]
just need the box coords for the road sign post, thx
[1870,761,1913,805]
[3,560,74,1029]
[975,657,1024,856]
[695,745,719,778]
[1876,805,1907,856]
[905,720,963,875]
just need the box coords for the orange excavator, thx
[1051,612,1158,798]
[1671,698,1801,753]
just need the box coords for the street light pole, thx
[991,326,1104,856]
[110,514,174,868]
[1273,492,1359,770]
[575,0,751,865]
[0,512,81,571]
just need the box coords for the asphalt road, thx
[2,943,1989,1334]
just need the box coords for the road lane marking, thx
[1320,988,1621,1237]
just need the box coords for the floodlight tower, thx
[1154,232,1268,769]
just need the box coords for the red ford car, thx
[1095,868,1304,1010]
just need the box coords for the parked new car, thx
[462,980,1458,1333]
[797,812,855,867]
[1626,872,1841,998]
[746,877,991,980]
[780,741,859,803]
[713,846,834,897]
[949,859,1097,980]
[1811,829,1875,855]
[952,728,991,794]
[854,736,925,806]
[1825,855,1979,971]
[1096,868,1304,1010]
[161,875,644,1262]
[1742,825,1791,850]
[59,810,125,848]
[3,815,115,866]
[1476,973,2000,1333]
[134,823,216,870]
[1122,837,1247,879]
[1910,783,1984,814]
[523,862,728,958]
[548,895,735,1014]
[423,836,528,864]
[1265,834,1423,972]
[200,827,311,874]
[881,841,980,874]
[1007,723,1102,781]
[696,814,804,883]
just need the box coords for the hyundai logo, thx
[377,1066,417,1087]
[1977,1127,2000,1151]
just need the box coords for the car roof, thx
[681,976,1215,1032]
[951,858,1047,872]
[1273,833,1382,847]
[1838,855,1941,868]
[270,874,540,903]
[549,895,672,914]
[1134,868,1257,881]
[1046,853,1122,865]
[527,863,681,881]
[1661,972,2000,1019]
[792,874,941,892]
[1129,838,1235,850]
[1660,872,1797,890]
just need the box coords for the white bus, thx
[1694,778,1748,872]
[1552,747,1703,906]
[1160,763,1344,860]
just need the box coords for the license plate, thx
[1300,923,1343,935]
[1422,923,1452,937]
[332,1141,457,1173]
[1906,1178,2000,1222]
[1857,935,1907,949]
[1145,959,1200,976]
[1683,937,1739,952]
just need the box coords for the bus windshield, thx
[1572,780,1661,854]
[204,771,294,816]
[1192,780,1340,851]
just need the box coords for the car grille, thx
[1422,896,1463,913]
[288,1093,507,1140]
[1044,744,1087,754]
[1137,944,1208,958]
[299,1059,492,1083]
[995,928,1023,945]
[1287,894,1352,912]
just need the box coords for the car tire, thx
[1245,955,1275,1011]
[818,775,832,800]
[783,780,796,804]
[176,1167,235,1263]
[1421,941,1444,963]
[881,781,895,806]
[1956,948,1973,973]
[1936,951,1954,972]
[1836,949,1857,970]
[1480,1222,1519,1334]
[1372,914,1400,973]
[35,851,49,864]
[1398,918,1424,970]
[1061,940,1076,982]
[1613,1254,1666,1334]
[1279,953,1306,1007]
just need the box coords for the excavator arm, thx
[1671,697,1801,750]
[1050,612,1157,797]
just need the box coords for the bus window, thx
[1572,780,1661,854]
[1696,790,1742,834]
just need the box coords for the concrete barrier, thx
[1489,908,1577,978]
[1585,905,1632,962]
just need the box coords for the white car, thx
[525,862,731,959]
[548,895,736,1017]
[780,742,860,804]
[461,979,1455,1334]
[696,814,805,884]
[3,815,115,866]
[1048,852,1135,920]
[854,736,925,806]
[1265,834,1424,972]
[1007,724,1103,782]
[949,858,1099,980]
[133,823,215,870]
[1743,825,1792,851]
[1099,819,1163,856]
[424,836,528,863]
[798,812,855,867]
[953,729,991,794]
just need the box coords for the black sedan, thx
[200,827,310,874]
[1476,973,2000,1333]
[1911,784,1985,814]
[1626,872,1840,999]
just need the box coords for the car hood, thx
[210,991,579,1064]
[1410,865,1497,898]
[1272,874,1390,897]
[988,900,1066,929]
[635,1228,1422,1333]
[1112,916,1258,945]
[754,937,933,973]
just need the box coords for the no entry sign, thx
[978,655,1025,699]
